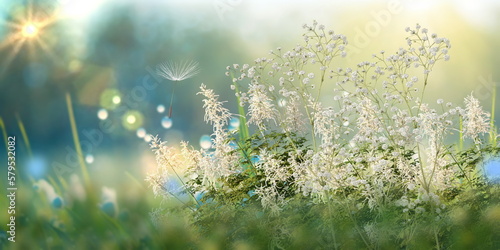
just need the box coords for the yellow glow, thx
[0,2,62,77]
[112,96,121,104]
[126,115,136,124]
[22,23,39,38]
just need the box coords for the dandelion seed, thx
[156,60,200,117]
[156,60,200,82]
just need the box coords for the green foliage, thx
[189,131,309,208]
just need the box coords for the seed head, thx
[156,60,200,82]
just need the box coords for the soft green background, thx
[0,0,499,178]
[0,0,499,247]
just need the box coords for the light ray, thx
[0,1,62,75]
[34,37,60,64]
[0,39,26,78]
[0,31,22,50]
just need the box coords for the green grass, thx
[65,93,91,186]
[15,113,32,158]
[0,116,8,150]
[1,179,498,249]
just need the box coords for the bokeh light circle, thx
[161,117,173,129]
[85,154,94,164]
[157,104,165,113]
[97,109,108,120]
[136,128,146,138]
[100,89,122,110]
[122,110,144,131]
[199,135,212,150]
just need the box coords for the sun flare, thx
[21,23,39,38]
[0,2,62,77]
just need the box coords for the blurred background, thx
[0,0,499,242]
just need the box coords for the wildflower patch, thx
[147,21,500,249]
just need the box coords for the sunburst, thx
[0,1,61,77]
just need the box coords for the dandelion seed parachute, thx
[156,60,200,82]
[156,60,200,117]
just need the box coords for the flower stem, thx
[168,82,177,118]
[230,71,250,142]
[490,84,497,145]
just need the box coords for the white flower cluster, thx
[462,94,490,144]
[148,22,494,217]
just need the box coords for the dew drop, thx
[161,117,173,129]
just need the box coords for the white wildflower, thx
[462,94,490,143]
[247,83,277,129]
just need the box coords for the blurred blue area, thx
[485,159,500,183]
[52,196,63,209]
[101,201,116,217]
[27,155,47,179]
